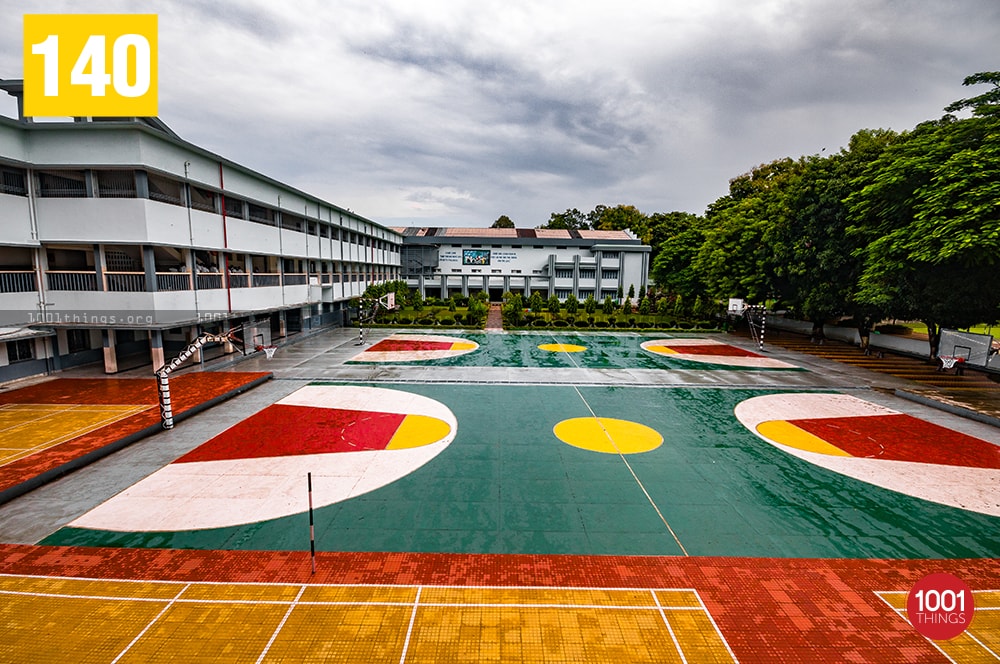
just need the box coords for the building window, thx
[556,290,571,299]
[452,269,462,273]
[67,329,91,353]
[555,269,573,279]
[281,214,304,232]
[601,269,619,280]
[190,186,217,212]
[601,290,617,300]
[579,270,596,280]
[247,203,276,226]
[37,170,87,197]
[1,166,28,196]
[511,270,521,274]
[603,251,620,259]
[578,289,594,300]
[95,170,136,198]
[224,196,245,219]
[532,270,543,274]
[491,269,501,274]
[147,172,183,205]
[7,339,34,363]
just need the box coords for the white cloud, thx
[2,0,997,226]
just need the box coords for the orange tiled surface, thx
[0,374,270,496]
[1,544,996,663]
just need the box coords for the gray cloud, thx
[2,0,996,226]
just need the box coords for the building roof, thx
[396,227,638,241]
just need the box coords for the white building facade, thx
[397,227,651,302]
[0,79,401,383]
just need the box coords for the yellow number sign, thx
[23,14,158,117]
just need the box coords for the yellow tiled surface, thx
[0,575,737,663]
[0,403,151,466]
[877,590,1000,663]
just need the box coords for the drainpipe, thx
[219,163,232,314]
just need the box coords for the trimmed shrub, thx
[552,319,569,327]
[594,321,609,328]
[417,317,436,326]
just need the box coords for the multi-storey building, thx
[396,227,650,302]
[0,79,401,383]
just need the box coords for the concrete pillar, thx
[102,329,118,374]
[149,329,164,370]
[143,245,157,292]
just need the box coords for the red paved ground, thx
[0,373,270,496]
[0,543,994,663]
[368,339,455,352]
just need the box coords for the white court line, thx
[255,585,307,664]
[651,589,688,664]
[551,333,690,556]
[874,591,1000,663]
[399,585,422,664]
[110,583,190,664]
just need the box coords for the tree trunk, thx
[810,320,826,344]
[854,314,872,352]
[923,320,941,359]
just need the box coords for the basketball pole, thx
[308,472,316,574]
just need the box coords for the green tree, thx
[591,204,649,240]
[565,293,579,314]
[602,295,614,314]
[847,73,1000,356]
[501,293,524,326]
[627,284,635,299]
[621,297,632,315]
[529,291,545,313]
[584,294,597,314]
[649,213,710,300]
[542,208,590,230]
[639,297,651,316]
[547,294,562,314]
[491,215,515,228]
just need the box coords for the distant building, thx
[395,227,650,301]
[0,79,400,383]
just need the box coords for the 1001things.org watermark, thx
[15,310,236,327]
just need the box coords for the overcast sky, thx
[2,1,997,228]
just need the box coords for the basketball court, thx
[0,328,998,662]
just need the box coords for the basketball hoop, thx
[255,345,278,360]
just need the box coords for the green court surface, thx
[45,382,1000,559]
[348,332,803,371]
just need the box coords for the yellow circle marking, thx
[387,415,452,450]
[538,343,587,353]
[645,345,679,354]
[554,417,663,454]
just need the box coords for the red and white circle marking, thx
[735,393,1000,516]
[641,338,797,369]
[353,333,479,362]
[69,385,457,531]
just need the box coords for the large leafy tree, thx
[847,72,1000,356]
[649,212,709,299]
[694,158,802,304]
[591,204,649,239]
[541,208,591,230]
[766,129,897,342]
[491,215,515,228]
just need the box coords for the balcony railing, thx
[227,273,249,289]
[196,273,223,290]
[283,273,308,286]
[156,272,192,291]
[252,273,281,287]
[47,271,98,291]
[106,272,146,292]
[0,271,37,293]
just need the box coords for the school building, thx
[0,78,402,383]
[395,226,651,302]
